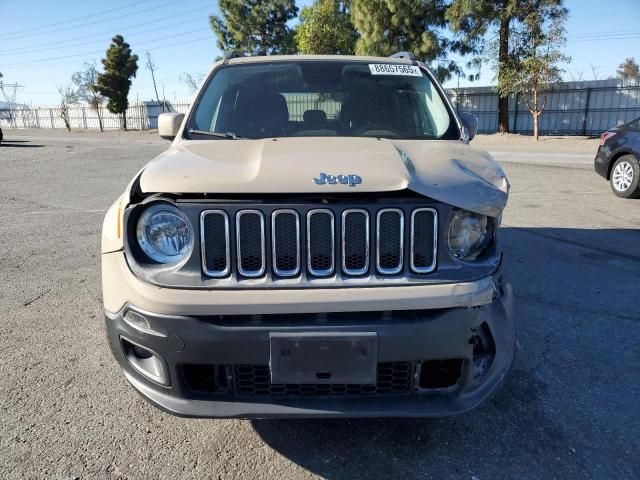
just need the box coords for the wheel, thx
[610,155,640,198]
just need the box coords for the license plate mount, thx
[270,332,378,385]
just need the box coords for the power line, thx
[3,35,216,70]
[568,34,640,43]
[0,0,156,37]
[0,0,192,41]
[0,14,208,56]
[568,32,640,39]
[3,28,212,67]
[570,29,640,38]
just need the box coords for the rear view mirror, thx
[158,112,185,140]
[459,112,478,143]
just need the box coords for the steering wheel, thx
[349,124,400,137]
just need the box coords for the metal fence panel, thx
[0,101,192,131]
[448,80,640,135]
[3,81,640,136]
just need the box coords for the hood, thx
[139,137,509,216]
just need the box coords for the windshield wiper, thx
[188,129,243,139]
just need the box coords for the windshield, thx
[187,61,459,141]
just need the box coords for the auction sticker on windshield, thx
[368,64,422,76]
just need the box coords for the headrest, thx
[303,109,327,128]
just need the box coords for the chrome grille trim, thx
[236,210,266,278]
[271,209,301,277]
[198,205,439,283]
[410,208,438,274]
[306,209,335,277]
[200,210,230,278]
[376,208,404,275]
[341,209,370,276]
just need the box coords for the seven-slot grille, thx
[201,206,437,279]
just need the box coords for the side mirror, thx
[158,112,185,140]
[459,112,478,143]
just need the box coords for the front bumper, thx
[104,279,514,419]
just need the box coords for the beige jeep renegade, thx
[101,52,513,418]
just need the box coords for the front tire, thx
[610,155,640,198]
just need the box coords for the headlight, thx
[136,204,194,264]
[447,210,491,260]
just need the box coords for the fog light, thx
[120,337,170,386]
[133,345,153,359]
[470,322,496,385]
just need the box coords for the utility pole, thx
[0,74,24,104]
[0,72,25,128]
[145,51,164,112]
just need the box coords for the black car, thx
[595,117,640,198]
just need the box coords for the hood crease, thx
[139,137,509,217]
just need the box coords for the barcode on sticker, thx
[368,64,422,76]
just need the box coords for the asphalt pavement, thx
[0,129,638,479]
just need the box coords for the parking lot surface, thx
[1,130,638,479]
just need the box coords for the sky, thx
[0,0,639,106]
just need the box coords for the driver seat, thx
[339,89,395,134]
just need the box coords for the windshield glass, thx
[187,61,459,140]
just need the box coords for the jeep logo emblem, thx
[313,173,362,187]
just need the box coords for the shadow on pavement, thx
[1,140,44,148]
[251,227,640,478]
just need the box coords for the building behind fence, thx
[2,79,639,135]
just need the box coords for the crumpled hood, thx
[139,137,509,216]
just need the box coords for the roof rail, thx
[390,51,417,61]
[223,51,245,63]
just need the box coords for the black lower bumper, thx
[594,147,611,179]
[105,281,514,418]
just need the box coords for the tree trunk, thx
[122,111,127,131]
[95,101,104,132]
[497,17,510,134]
[61,106,71,132]
[533,90,539,141]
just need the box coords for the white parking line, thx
[509,191,603,196]
[22,209,106,215]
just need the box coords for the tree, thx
[210,0,298,56]
[295,0,357,54]
[498,3,569,141]
[447,0,566,133]
[351,0,459,82]
[145,51,165,112]
[616,58,640,84]
[57,85,78,132]
[180,72,204,94]
[96,35,139,130]
[72,62,105,132]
